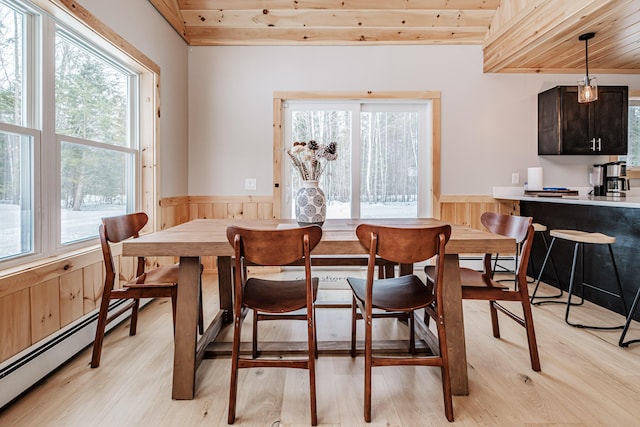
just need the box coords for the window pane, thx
[0,3,24,126]
[0,130,33,259]
[628,103,640,167]
[55,31,130,147]
[60,140,129,244]
[360,111,418,218]
[289,110,352,218]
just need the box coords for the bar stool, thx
[619,287,640,347]
[529,223,563,303]
[497,222,553,289]
[536,229,628,329]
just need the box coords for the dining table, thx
[121,218,515,400]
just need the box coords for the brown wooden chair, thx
[427,212,541,372]
[91,212,203,368]
[226,225,323,426]
[347,223,453,422]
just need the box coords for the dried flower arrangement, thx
[287,140,338,181]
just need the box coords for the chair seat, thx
[244,277,319,313]
[550,229,615,245]
[347,275,434,312]
[126,264,180,288]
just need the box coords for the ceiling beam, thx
[482,0,624,73]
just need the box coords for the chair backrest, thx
[355,224,452,265]
[99,212,149,286]
[480,212,534,280]
[356,224,451,314]
[226,225,323,266]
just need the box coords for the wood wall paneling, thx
[0,289,31,361]
[59,270,84,328]
[82,262,104,314]
[30,278,61,343]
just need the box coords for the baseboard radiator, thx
[0,299,148,409]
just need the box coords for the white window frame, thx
[0,0,157,269]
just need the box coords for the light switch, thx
[245,178,257,190]
[511,173,520,184]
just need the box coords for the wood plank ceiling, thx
[149,0,640,74]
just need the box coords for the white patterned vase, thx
[295,180,326,226]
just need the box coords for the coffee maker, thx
[604,161,630,197]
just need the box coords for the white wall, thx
[79,0,189,197]
[188,45,640,196]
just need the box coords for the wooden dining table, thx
[122,218,515,400]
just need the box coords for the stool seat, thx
[533,223,547,232]
[550,229,615,245]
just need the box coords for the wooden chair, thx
[427,212,541,372]
[91,212,203,368]
[226,225,323,426]
[347,224,453,422]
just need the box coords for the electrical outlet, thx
[511,173,520,184]
[244,178,257,190]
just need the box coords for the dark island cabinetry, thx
[538,85,628,155]
[521,200,640,321]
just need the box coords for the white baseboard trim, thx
[0,299,149,409]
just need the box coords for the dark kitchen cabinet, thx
[538,85,628,155]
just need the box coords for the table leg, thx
[217,256,233,323]
[172,256,201,400]
[442,253,469,395]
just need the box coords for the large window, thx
[626,98,640,167]
[0,0,143,266]
[284,100,432,219]
[55,29,137,244]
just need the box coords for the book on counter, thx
[524,187,579,197]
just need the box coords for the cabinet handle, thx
[590,138,596,151]
[597,138,601,151]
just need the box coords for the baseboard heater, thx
[0,299,148,410]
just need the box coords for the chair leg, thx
[409,311,416,354]
[228,313,243,424]
[90,293,112,368]
[364,308,373,423]
[307,308,318,426]
[129,299,140,336]
[313,305,319,359]
[620,286,640,347]
[350,295,357,358]
[489,301,500,338]
[435,315,454,421]
[172,287,178,331]
[252,309,258,359]
[519,285,541,371]
[198,278,204,335]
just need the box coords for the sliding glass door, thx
[283,100,432,219]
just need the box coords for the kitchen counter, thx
[494,187,640,208]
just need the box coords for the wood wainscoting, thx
[158,194,519,272]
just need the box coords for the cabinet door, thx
[591,86,628,155]
[560,87,591,154]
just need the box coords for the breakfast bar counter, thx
[496,193,640,322]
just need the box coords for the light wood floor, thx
[1,269,640,426]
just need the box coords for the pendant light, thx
[577,32,598,103]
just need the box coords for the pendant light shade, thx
[577,32,598,103]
